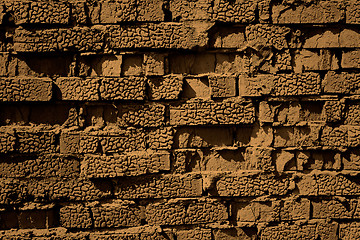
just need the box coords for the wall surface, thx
[0,0,360,239]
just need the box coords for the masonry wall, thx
[1,0,360,239]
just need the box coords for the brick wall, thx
[0,0,360,239]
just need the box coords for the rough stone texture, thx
[2,2,360,239]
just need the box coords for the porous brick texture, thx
[1,0,360,239]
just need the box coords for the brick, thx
[260,222,316,240]
[272,1,345,24]
[108,22,211,50]
[213,227,257,240]
[273,125,321,148]
[340,222,360,240]
[16,128,57,154]
[0,178,25,205]
[323,100,344,123]
[212,0,257,23]
[170,98,255,126]
[14,27,105,52]
[100,76,145,100]
[200,148,246,172]
[212,29,246,49]
[55,77,99,101]
[145,199,228,225]
[215,53,246,74]
[209,75,236,98]
[294,49,339,72]
[79,129,146,154]
[169,53,215,75]
[245,24,291,50]
[99,0,136,23]
[312,199,355,219]
[113,174,202,199]
[170,0,212,21]
[174,127,233,148]
[81,151,170,178]
[244,147,274,171]
[215,173,291,197]
[304,27,360,48]
[91,201,141,228]
[342,49,360,68]
[147,127,174,150]
[235,124,273,147]
[60,204,92,229]
[280,198,310,221]
[176,229,212,240]
[148,75,183,100]
[0,127,15,153]
[0,77,52,101]
[3,1,29,25]
[88,226,168,240]
[321,125,348,147]
[27,178,111,202]
[343,149,360,170]
[0,154,80,178]
[297,173,360,196]
[232,201,278,223]
[323,71,360,94]
[60,132,80,154]
[117,103,165,127]
[347,1,360,24]
[182,77,211,99]
[0,228,87,239]
[18,207,56,229]
[143,53,165,76]
[29,2,70,24]
[137,0,164,21]
[239,73,321,97]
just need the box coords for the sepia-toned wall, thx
[0,0,359,239]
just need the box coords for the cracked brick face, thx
[0,0,359,239]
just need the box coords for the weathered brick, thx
[170,0,212,21]
[0,127,15,153]
[176,228,212,240]
[232,201,279,223]
[16,128,57,154]
[79,129,146,154]
[60,204,92,229]
[347,0,360,24]
[312,199,355,219]
[148,127,174,150]
[174,127,233,148]
[0,77,52,101]
[212,0,257,23]
[29,1,70,24]
[99,0,136,23]
[342,49,360,68]
[108,22,211,50]
[113,174,202,199]
[272,1,345,24]
[55,77,99,101]
[304,27,360,48]
[245,24,291,50]
[146,198,228,225]
[170,98,255,126]
[340,222,360,240]
[81,151,170,178]
[60,132,80,154]
[0,154,80,178]
[323,71,360,94]
[213,227,257,240]
[294,49,339,72]
[137,0,164,21]
[27,178,111,202]
[14,27,105,52]
[280,198,310,221]
[215,173,291,197]
[297,173,360,196]
[91,201,141,228]
[148,75,183,100]
[100,76,145,100]
[143,53,165,76]
[209,75,236,98]
[0,178,25,205]
[117,103,165,127]
[239,73,321,97]
[321,125,348,147]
